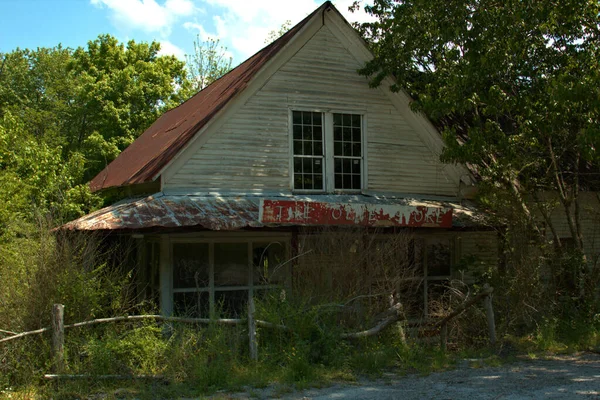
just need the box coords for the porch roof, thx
[60,193,492,232]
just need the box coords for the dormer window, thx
[291,110,364,192]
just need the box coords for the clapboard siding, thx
[547,193,600,264]
[165,25,459,196]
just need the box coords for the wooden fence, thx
[0,286,495,378]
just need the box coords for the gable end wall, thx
[164,25,460,197]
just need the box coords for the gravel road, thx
[233,352,600,399]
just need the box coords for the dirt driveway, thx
[234,352,600,399]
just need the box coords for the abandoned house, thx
[63,2,503,321]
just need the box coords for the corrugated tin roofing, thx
[89,2,330,192]
[60,193,492,231]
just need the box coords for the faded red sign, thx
[259,200,452,228]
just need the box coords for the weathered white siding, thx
[546,192,600,266]
[165,25,460,197]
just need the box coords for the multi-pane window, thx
[333,113,362,190]
[292,111,324,190]
[292,110,363,192]
[172,240,289,318]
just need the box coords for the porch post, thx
[159,235,173,316]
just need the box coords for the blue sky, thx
[0,0,374,65]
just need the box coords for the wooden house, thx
[63,2,499,320]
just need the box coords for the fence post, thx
[248,296,258,361]
[483,285,496,347]
[52,304,65,373]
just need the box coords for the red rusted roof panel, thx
[61,194,490,232]
[89,3,329,192]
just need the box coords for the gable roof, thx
[89,2,331,192]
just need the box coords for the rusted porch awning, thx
[60,193,491,231]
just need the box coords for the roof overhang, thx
[60,193,493,232]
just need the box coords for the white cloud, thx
[183,0,375,61]
[157,40,187,59]
[91,0,196,36]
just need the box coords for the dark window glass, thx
[173,243,209,288]
[214,243,248,286]
[253,242,287,284]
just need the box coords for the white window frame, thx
[168,234,291,318]
[289,109,367,193]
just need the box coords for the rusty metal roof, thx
[61,193,492,231]
[89,3,330,193]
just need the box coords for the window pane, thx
[352,143,361,157]
[333,113,342,125]
[214,290,247,318]
[314,173,323,190]
[314,141,323,155]
[294,158,302,173]
[334,141,342,156]
[302,158,313,174]
[253,242,287,284]
[303,141,312,155]
[334,126,342,141]
[313,158,323,173]
[335,174,342,189]
[303,125,313,141]
[334,158,342,173]
[352,174,361,189]
[313,112,322,125]
[352,159,361,174]
[352,127,361,142]
[293,140,302,155]
[343,174,352,189]
[351,114,361,126]
[294,173,303,189]
[173,243,209,288]
[292,111,301,124]
[313,126,322,140]
[343,142,352,156]
[343,113,351,125]
[302,111,311,124]
[214,243,248,286]
[343,127,351,141]
[343,158,351,172]
[174,292,209,318]
[293,125,302,140]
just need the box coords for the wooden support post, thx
[248,296,258,361]
[52,304,65,373]
[483,286,496,347]
[440,323,447,352]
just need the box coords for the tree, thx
[0,35,193,183]
[186,36,232,92]
[358,1,600,295]
[70,35,193,179]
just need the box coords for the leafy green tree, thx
[70,35,193,179]
[186,36,232,92]
[358,0,600,297]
